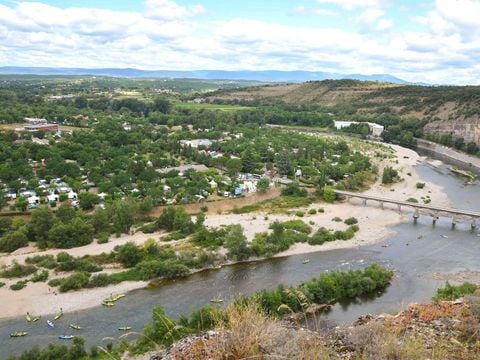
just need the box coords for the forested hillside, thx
[204,80,480,148]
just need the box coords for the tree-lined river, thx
[1,154,479,358]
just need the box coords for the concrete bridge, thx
[334,190,480,229]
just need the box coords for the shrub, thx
[1,261,37,278]
[48,278,62,287]
[26,255,57,269]
[0,230,29,253]
[115,242,143,268]
[281,183,308,197]
[56,251,74,263]
[0,281,5,288]
[139,222,158,234]
[97,232,110,244]
[281,220,312,234]
[416,182,425,189]
[10,280,28,291]
[31,270,49,282]
[344,217,358,225]
[59,272,91,292]
[406,197,418,203]
[322,186,336,203]
[295,211,305,217]
[332,216,342,222]
[382,166,398,184]
[308,209,317,215]
[200,205,208,213]
[434,282,478,301]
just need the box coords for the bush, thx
[281,183,308,197]
[382,166,398,184]
[295,211,304,217]
[57,252,74,263]
[1,261,37,278]
[344,217,358,225]
[139,222,158,234]
[97,232,110,244]
[59,272,91,292]
[31,270,49,282]
[281,220,312,234]
[406,197,418,203]
[10,280,28,291]
[332,216,342,222]
[0,281,5,288]
[200,205,208,213]
[308,209,317,215]
[57,258,102,273]
[416,182,425,189]
[25,255,57,269]
[115,242,143,268]
[48,278,63,287]
[322,186,336,203]
[434,282,478,301]
[0,230,29,253]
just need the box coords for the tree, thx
[224,225,251,261]
[110,199,136,234]
[90,208,110,234]
[323,186,336,203]
[138,196,154,214]
[48,218,94,248]
[226,158,242,179]
[153,97,171,114]
[56,204,76,223]
[276,150,292,175]
[0,230,28,252]
[15,197,28,212]
[382,166,398,184]
[256,178,270,193]
[28,207,55,244]
[79,192,99,210]
[241,148,257,173]
[115,242,142,268]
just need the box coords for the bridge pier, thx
[471,219,477,229]
[413,208,420,223]
[432,212,439,225]
[397,204,401,213]
[380,201,384,209]
[452,216,457,229]
[362,199,367,206]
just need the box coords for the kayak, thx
[10,332,28,338]
[211,265,222,270]
[210,298,223,303]
[302,259,310,264]
[25,313,32,322]
[102,301,115,307]
[47,320,55,328]
[32,316,41,322]
[104,294,126,303]
[70,324,82,330]
[54,311,63,320]
[58,335,74,340]
[112,294,125,302]
[118,326,132,331]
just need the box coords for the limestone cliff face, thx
[424,115,480,145]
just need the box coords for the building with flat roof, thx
[23,118,58,132]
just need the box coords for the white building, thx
[333,121,384,137]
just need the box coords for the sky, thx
[0,0,479,84]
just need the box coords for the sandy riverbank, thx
[0,143,450,319]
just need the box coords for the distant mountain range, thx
[0,66,411,84]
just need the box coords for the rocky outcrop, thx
[424,115,480,145]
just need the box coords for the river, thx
[1,154,479,358]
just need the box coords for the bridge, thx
[334,190,480,229]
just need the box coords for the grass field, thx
[175,102,254,111]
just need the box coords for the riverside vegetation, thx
[8,273,480,360]
[6,264,395,359]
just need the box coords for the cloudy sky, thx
[0,0,479,84]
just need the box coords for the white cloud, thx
[144,0,205,20]
[0,1,479,84]
[316,0,381,10]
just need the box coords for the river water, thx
[1,155,479,358]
